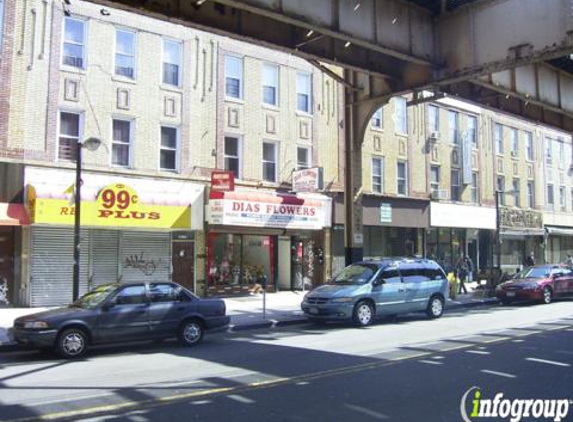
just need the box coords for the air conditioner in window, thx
[430,189,448,200]
[429,131,440,141]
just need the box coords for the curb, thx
[0,299,499,352]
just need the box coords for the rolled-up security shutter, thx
[120,231,171,283]
[91,230,119,288]
[30,227,89,307]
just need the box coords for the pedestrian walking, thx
[524,251,535,267]
[456,254,470,294]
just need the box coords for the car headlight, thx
[331,297,353,303]
[23,321,49,329]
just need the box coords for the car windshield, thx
[71,284,118,309]
[513,267,550,280]
[330,264,379,285]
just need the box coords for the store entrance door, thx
[291,239,305,290]
[172,241,195,293]
[0,227,14,305]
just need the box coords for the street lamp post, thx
[72,137,102,302]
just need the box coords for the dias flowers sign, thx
[460,387,571,422]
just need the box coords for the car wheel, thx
[426,295,444,319]
[353,301,374,327]
[541,287,552,305]
[56,328,88,359]
[178,319,204,346]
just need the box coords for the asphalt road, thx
[0,300,572,422]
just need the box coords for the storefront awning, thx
[0,203,29,226]
[546,226,573,236]
[430,202,496,230]
[500,228,545,238]
[24,167,204,230]
[207,190,332,230]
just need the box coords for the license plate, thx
[507,292,516,297]
[308,307,319,315]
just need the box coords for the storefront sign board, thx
[380,203,392,223]
[211,171,235,192]
[292,167,323,193]
[430,202,496,229]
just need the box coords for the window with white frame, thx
[527,181,535,209]
[224,136,241,178]
[0,0,5,50]
[58,111,81,161]
[510,128,518,157]
[545,137,553,165]
[372,157,384,193]
[162,39,181,87]
[297,146,311,170]
[160,126,178,171]
[262,63,278,106]
[497,176,506,206]
[62,17,86,69]
[467,115,477,147]
[571,188,573,212]
[115,29,136,79]
[371,108,383,129]
[558,139,565,168]
[494,123,504,154]
[547,184,554,211]
[296,72,312,113]
[470,172,479,203]
[112,119,132,167]
[262,142,277,182]
[430,166,440,192]
[395,97,408,134]
[225,55,243,99]
[559,186,566,210]
[397,161,408,196]
[428,105,439,133]
[449,110,459,144]
[451,169,461,201]
[525,131,534,161]
[512,179,520,207]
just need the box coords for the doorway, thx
[291,237,315,290]
[0,227,14,305]
[172,241,195,293]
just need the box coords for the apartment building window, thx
[430,166,440,192]
[497,176,506,205]
[470,172,479,204]
[262,142,277,182]
[115,29,136,79]
[571,188,573,212]
[162,39,181,87]
[224,136,241,178]
[62,18,86,69]
[559,186,566,210]
[112,119,132,167]
[494,123,503,154]
[297,146,311,170]
[451,169,461,201]
[397,161,408,196]
[545,137,553,166]
[467,115,477,147]
[558,139,565,168]
[395,97,408,134]
[449,110,459,144]
[296,72,311,113]
[160,126,178,171]
[372,157,384,193]
[527,181,535,209]
[371,108,383,129]
[428,105,439,133]
[58,111,81,161]
[525,131,534,161]
[262,63,279,106]
[0,0,5,49]
[547,184,555,211]
[512,179,520,207]
[510,128,518,157]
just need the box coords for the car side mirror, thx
[553,272,563,279]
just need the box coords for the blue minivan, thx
[301,258,449,326]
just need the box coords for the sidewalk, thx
[0,290,498,351]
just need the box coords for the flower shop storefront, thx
[206,190,332,296]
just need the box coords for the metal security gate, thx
[120,232,171,283]
[91,230,120,289]
[30,227,89,307]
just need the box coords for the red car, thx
[495,264,573,305]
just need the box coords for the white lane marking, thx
[481,370,517,379]
[345,404,389,420]
[477,346,487,350]
[296,381,310,386]
[431,356,445,360]
[192,400,211,405]
[466,350,490,355]
[419,360,443,365]
[526,358,571,367]
[228,394,255,404]
[512,339,525,343]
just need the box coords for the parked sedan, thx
[12,282,230,358]
[495,265,573,305]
